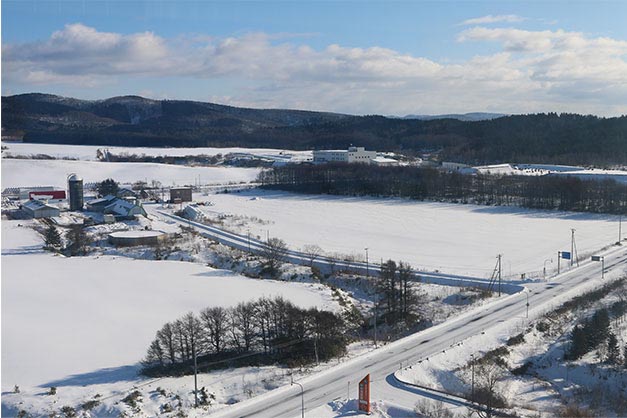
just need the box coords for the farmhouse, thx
[313,146,377,164]
[104,199,147,218]
[86,195,147,219]
[22,200,60,219]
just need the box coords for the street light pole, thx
[364,247,369,277]
[291,381,305,418]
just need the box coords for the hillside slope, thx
[3,93,627,166]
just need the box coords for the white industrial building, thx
[313,146,377,164]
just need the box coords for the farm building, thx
[108,230,165,246]
[170,187,192,203]
[22,200,60,218]
[29,190,66,201]
[86,195,117,212]
[104,199,147,218]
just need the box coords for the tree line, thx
[258,163,627,214]
[141,296,348,377]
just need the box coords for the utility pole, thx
[314,336,319,366]
[373,291,378,348]
[497,254,502,296]
[570,228,579,267]
[364,247,369,277]
[470,353,475,402]
[557,251,561,274]
[193,348,198,408]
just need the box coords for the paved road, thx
[205,244,627,418]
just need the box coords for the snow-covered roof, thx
[86,195,117,206]
[109,230,164,239]
[371,157,398,163]
[104,199,147,217]
[23,200,58,211]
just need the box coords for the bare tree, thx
[260,237,289,277]
[230,302,257,352]
[301,244,323,267]
[474,360,507,418]
[200,307,229,354]
[181,312,205,360]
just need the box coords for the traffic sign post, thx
[358,374,370,414]
[591,255,604,279]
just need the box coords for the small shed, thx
[108,230,165,246]
[22,200,60,218]
[170,187,192,203]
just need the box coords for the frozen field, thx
[197,190,621,277]
[2,142,312,161]
[1,158,261,189]
[1,220,338,390]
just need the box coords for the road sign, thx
[560,251,571,260]
[358,374,370,413]
[591,255,602,262]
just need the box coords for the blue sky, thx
[3,1,627,115]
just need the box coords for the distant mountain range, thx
[2,93,627,166]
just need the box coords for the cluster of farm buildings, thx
[3,176,193,221]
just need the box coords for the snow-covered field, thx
[1,220,338,391]
[195,190,621,278]
[1,159,261,189]
[2,142,312,162]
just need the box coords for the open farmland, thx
[1,220,338,391]
[1,142,312,161]
[1,158,261,189]
[196,190,621,278]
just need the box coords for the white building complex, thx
[313,146,378,164]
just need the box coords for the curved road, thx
[206,244,627,418]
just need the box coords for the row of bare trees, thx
[142,296,347,376]
[258,163,627,214]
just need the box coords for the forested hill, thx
[3,93,627,166]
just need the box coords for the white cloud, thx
[3,23,627,116]
[459,14,525,26]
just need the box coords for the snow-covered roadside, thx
[395,263,627,417]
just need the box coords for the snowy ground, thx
[1,220,339,392]
[395,267,627,417]
[191,189,621,278]
[2,142,312,162]
[1,158,260,189]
